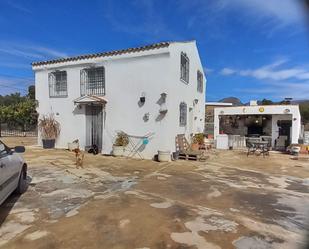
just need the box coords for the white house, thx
[214,103,302,148]
[33,41,206,159]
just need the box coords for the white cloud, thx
[0,76,32,94]
[204,67,214,75]
[238,81,309,100]
[5,0,32,14]
[0,42,68,60]
[222,59,309,100]
[178,0,306,36]
[215,0,305,27]
[220,68,236,75]
[220,59,309,81]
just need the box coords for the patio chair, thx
[246,140,256,157]
[175,134,208,161]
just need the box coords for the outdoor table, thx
[247,140,270,157]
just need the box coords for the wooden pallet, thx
[176,134,208,161]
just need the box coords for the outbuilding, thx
[214,102,302,148]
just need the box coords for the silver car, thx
[0,140,27,205]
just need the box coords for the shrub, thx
[38,114,60,139]
[114,132,129,146]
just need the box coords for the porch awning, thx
[74,95,108,104]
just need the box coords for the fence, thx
[0,123,37,137]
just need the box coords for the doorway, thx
[277,120,292,145]
[86,105,103,152]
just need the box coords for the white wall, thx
[35,66,87,148]
[34,41,206,159]
[214,105,301,147]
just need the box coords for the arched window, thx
[48,71,67,97]
[81,66,105,96]
[180,52,189,83]
[179,102,187,126]
[197,70,203,93]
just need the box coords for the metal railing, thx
[80,67,105,96]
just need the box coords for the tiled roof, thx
[32,41,170,67]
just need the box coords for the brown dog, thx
[73,148,84,168]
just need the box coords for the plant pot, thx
[191,143,199,151]
[158,150,171,162]
[113,145,124,157]
[42,139,55,149]
[68,142,79,151]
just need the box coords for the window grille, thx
[81,67,105,96]
[197,70,203,92]
[180,52,189,83]
[48,71,67,97]
[179,102,187,126]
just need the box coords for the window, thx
[49,71,67,97]
[197,70,203,93]
[179,102,187,126]
[81,67,105,96]
[180,52,189,83]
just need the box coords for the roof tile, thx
[32,41,170,67]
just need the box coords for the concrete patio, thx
[0,137,309,249]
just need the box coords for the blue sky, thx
[0,0,309,102]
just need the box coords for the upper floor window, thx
[197,70,203,93]
[48,71,67,97]
[81,67,105,96]
[180,52,189,83]
[179,102,187,126]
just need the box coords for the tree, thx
[300,103,309,124]
[261,99,274,105]
[0,93,26,106]
[28,85,35,100]
[1,101,37,131]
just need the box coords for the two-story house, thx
[32,41,206,159]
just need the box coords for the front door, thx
[86,105,103,152]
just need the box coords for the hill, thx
[219,97,243,106]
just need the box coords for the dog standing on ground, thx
[73,148,84,169]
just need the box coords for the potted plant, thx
[38,114,60,149]
[112,132,129,157]
[191,133,204,151]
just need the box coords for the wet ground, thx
[0,137,309,249]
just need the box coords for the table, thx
[247,140,270,157]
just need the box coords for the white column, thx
[214,109,220,139]
[291,112,301,144]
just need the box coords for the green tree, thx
[28,85,35,100]
[300,103,309,124]
[261,99,274,105]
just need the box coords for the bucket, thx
[158,150,171,162]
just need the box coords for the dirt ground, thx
[0,137,309,249]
